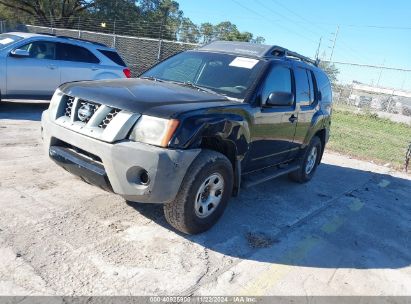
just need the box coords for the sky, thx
[177,0,411,90]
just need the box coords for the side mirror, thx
[266,92,294,107]
[10,49,30,58]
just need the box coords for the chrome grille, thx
[55,94,140,143]
[99,108,120,129]
[64,96,75,118]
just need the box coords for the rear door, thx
[246,63,298,172]
[6,40,60,98]
[292,65,318,150]
[57,42,101,83]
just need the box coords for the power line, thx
[323,60,411,72]
[267,0,372,63]
[299,22,411,31]
[231,0,318,46]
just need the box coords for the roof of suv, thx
[198,40,318,66]
[5,31,114,51]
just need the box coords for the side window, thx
[56,43,99,63]
[294,67,311,105]
[261,65,292,103]
[307,70,315,105]
[315,71,332,103]
[17,41,56,60]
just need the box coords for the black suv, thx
[42,41,333,234]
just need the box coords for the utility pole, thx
[329,25,339,62]
[376,59,385,87]
[315,37,322,61]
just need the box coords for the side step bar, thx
[242,164,300,189]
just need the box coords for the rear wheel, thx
[289,136,322,183]
[163,150,233,235]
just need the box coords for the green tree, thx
[212,21,257,42]
[199,22,214,43]
[236,31,252,42]
[179,17,199,43]
[137,0,183,39]
[214,21,238,41]
[0,0,266,44]
[89,0,140,22]
[251,36,265,44]
[0,0,97,27]
[319,61,340,86]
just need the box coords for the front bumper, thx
[42,110,201,204]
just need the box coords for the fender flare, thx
[170,113,251,160]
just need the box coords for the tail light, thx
[123,68,131,78]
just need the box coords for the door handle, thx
[289,114,298,123]
[91,66,99,71]
[47,65,57,70]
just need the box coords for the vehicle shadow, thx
[0,101,49,121]
[127,163,411,269]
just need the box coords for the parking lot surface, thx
[0,101,410,296]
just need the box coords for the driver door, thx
[6,40,60,98]
[245,63,298,172]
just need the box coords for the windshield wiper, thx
[173,81,222,96]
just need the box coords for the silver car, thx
[0,32,130,100]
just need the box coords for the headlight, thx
[49,88,64,120]
[129,115,179,147]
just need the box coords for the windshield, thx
[0,34,24,50]
[141,51,264,100]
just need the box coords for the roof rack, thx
[266,46,319,66]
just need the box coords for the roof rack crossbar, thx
[267,46,318,66]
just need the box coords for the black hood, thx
[59,78,239,118]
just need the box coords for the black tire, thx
[289,136,322,183]
[163,150,234,235]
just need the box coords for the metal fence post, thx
[112,20,117,48]
[157,39,163,61]
[78,17,81,38]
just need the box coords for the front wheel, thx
[289,136,322,183]
[163,150,233,235]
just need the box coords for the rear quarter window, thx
[315,70,332,103]
[98,49,126,67]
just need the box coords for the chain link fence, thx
[328,62,411,125]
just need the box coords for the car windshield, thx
[141,51,264,100]
[0,34,24,50]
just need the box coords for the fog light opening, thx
[140,170,150,185]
